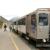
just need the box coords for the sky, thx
[0,0,50,20]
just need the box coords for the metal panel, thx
[18,25,26,34]
[36,10,49,39]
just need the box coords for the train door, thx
[31,14,37,38]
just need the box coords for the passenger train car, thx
[12,8,50,47]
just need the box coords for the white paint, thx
[18,25,26,34]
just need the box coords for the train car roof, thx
[16,8,50,21]
[36,8,50,11]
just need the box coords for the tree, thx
[0,20,3,28]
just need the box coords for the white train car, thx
[17,8,50,47]
[25,9,50,47]
[17,17,26,35]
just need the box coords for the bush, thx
[0,21,3,28]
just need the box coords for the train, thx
[11,8,50,47]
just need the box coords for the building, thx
[0,16,8,28]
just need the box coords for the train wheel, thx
[21,33,25,38]
[28,37,36,47]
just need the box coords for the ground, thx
[0,29,16,50]
[0,28,39,50]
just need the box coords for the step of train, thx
[36,43,50,47]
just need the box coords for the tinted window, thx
[31,14,36,26]
[13,22,16,25]
[18,18,25,25]
[39,13,48,26]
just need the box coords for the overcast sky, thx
[0,0,50,20]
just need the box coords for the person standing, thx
[4,24,7,31]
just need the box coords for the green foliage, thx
[0,21,3,28]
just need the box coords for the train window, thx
[31,14,36,25]
[39,13,48,26]
[13,22,16,25]
[18,18,25,25]
[22,18,25,25]
[18,20,21,25]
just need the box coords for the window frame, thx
[39,13,48,26]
